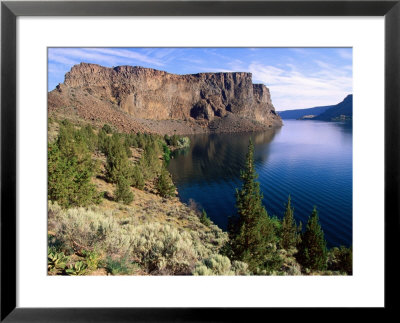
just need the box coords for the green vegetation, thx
[226,139,352,275]
[280,195,301,250]
[48,120,101,208]
[47,201,227,276]
[229,139,277,272]
[155,166,176,198]
[105,256,139,275]
[48,248,69,274]
[164,134,190,149]
[200,209,211,227]
[328,246,352,275]
[65,261,88,276]
[47,119,351,276]
[296,206,328,271]
[114,175,134,204]
[193,254,250,276]
[162,143,171,163]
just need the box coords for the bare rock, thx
[48,63,282,134]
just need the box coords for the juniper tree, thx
[131,165,145,190]
[105,135,133,184]
[230,139,276,272]
[281,195,299,250]
[114,176,134,205]
[297,206,328,271]
[48,124,100,208]
[155,166,176,198]
[200,209,211,227]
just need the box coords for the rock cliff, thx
[48,63,282,134]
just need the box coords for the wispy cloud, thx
[89,48,164,66]
[336,48,353,60]
[48,48,165,67]
[48,47,352,109]
[249,61,352,109]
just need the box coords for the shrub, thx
[48,202,118,253]
[162,143,171,163]
[177,137,190,149]
[102,124,113,134]
[105,256,139,275]
[127,223,199,275]
[82,250,101,272]
[199,209,211,227]
[231,261,250,275]
[193,254,250,276]
[48,204,223,275]
[328,246,352,275]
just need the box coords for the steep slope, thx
[48,63,282,134]
[278,105,334,120]
[313,94,352,121]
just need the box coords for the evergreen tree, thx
[105,135,133,183]
[114,176,134,205]
[281,195,299,250]
[140,141,161,180]
[200,209,211,227]
[328,246,352,275]
[297,206,328,271]
[97,129,110,154]
[131,165,145,190]
[230,139,276,272]
[48,125,100,208]
[155,166,176,198]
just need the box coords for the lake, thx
[167,120,352,248]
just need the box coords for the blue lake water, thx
[167,120,352,248]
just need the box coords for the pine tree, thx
[297,206,328,271]
[281,195,299,250]
[231,139,276,272]
[114,176,134,204]
[155,166,176,198]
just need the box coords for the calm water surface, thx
[168,120,352,248]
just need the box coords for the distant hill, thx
[313,94,352,121]
[277,94,352,121]
[277,105,333,119]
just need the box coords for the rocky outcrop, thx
[48,63,282,134]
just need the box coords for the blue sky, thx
[48,47,352,111]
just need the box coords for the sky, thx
[48,47,352,111]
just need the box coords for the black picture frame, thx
[1,0,399,321]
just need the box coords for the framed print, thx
[1,0,399,321]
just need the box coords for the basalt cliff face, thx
[48,63,282,134]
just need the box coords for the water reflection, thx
[169,129,279,183]
[168,120,352,248]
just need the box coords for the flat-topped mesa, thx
[50,63,282,133]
